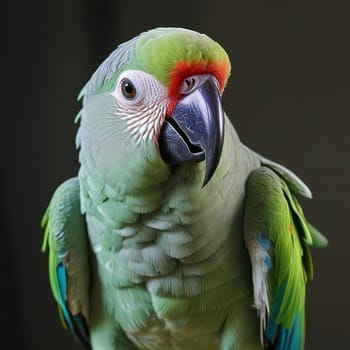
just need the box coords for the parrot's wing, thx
[243,166,327,350]
[244,145,313,199]
[41,177,90,347]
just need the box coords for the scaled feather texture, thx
[42,27,327,350]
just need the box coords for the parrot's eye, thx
[184,78,196,92]
[181,77,197,95]
[121,79,137,99]
[180,75,215,95]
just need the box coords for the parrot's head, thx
[78,27,231,189]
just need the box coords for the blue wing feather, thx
[265,281,302,350]
[56,263,90,347]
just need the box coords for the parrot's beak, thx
[159,76,224,187]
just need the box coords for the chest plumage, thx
[78,123,260,349]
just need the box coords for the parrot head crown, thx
[133,27,231,113]
[79,27,231,187]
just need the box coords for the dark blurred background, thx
[1,1,349,349]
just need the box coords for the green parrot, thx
[41,27,327,350]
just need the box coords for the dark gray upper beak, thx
[158,76,224,187]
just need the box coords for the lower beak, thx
[158,76,224,187]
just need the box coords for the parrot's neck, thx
[78,148,207,219]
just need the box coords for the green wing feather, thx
[41,177,91,346]
[244,166,327,349]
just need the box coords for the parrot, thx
[41,27,327,350]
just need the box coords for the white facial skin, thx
[111,70,168,144]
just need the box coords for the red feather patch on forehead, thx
[167,59,230,115]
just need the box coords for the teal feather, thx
[266,281,302,350]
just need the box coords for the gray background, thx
[2,1,349,349]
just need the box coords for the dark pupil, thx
[122,79,136,98]
[185,78,194,89]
